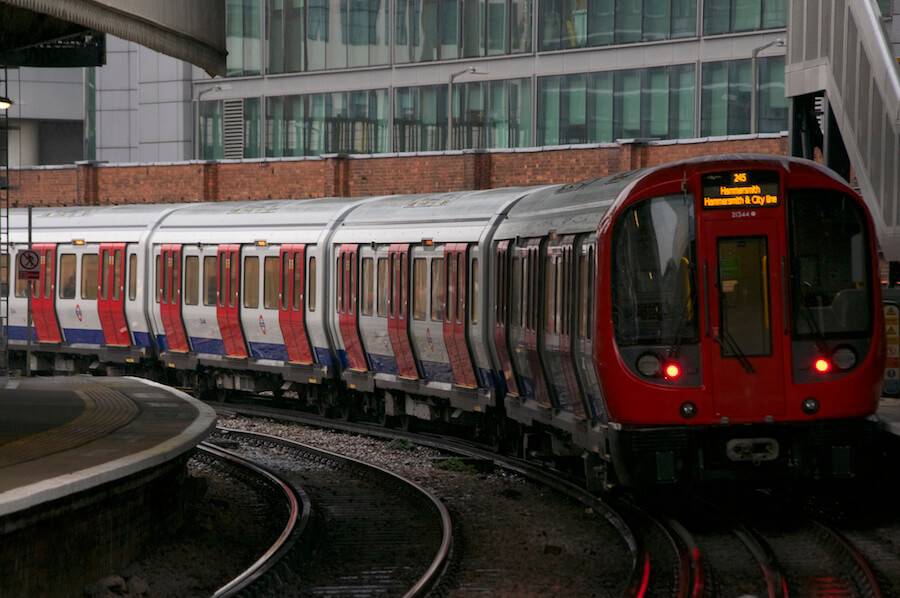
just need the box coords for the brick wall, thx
[2,137,789,207]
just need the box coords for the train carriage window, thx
[101,249,110,300]
[308,256,317,312]
[244,256,260,309]
[350,252,358,316]
[413,257,426,320]
[545,255,556,333]
[558,254,566,333]
[456,253,464,324]
[281,255,290,310]
[155,255,162,303]
[129,254,137,301]
[0,253,7,297]
[15,257,27,298]
[510,256,522,327]
[162,252,170,304]
[219,255,227,308]
[113,250,123,301]
[230,252,239,308]
[59,254,76,299]
[361,257,374,316]
[447,256,457,324]
[377,257,389,317]
[82,254,99,300]
[44,250,53,299]
[172,254,181,304]
[0,254,7,297]
[471,258,479,324]
[184,256,199,306]
[292,253,302,311]
[431,258,445,321]
[203,256,217,306]
[101,250,112,300]
[336,256,343,313]
[399,253,407,320]
[578,251,589,338]
[264,256,279,310]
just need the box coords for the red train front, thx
[597,156,885,486]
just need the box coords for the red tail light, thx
[665,363,681,379]
[814,358,831,373]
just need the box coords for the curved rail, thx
[214,426,454,597]
[198,440,307,598]
[811,519,883,598]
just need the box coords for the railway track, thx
[206,426,453,596]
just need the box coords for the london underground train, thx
[4,155,884,488]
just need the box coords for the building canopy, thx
[0,0,225,75]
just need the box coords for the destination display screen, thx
[701,170,780,209]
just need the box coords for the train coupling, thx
[725,437,779,463]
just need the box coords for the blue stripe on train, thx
[190,337,226,355]
[315,347,333,367]
[420,360,453,383]
[249,341,288,361]
[133,331,153,348]
[63,329,106,344]
[367,353,399,375]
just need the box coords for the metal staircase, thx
[786,0,900,258]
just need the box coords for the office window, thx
[59,254,76,299]
[185,256,200,306]
[701,59,751,136]
[704,0,785,35]
[757,55,788,133]
[82,254,99,300]
[264,256,280,309]
[227,0,262,76]
[244,256,260,308]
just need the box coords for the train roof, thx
[8,203,178,244]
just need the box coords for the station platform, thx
[0,375,217,596]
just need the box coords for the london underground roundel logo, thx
[259,315,267,335]
[75,304,83,322]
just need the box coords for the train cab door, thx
[217,244,248,358]
[493,240,519,396]
[444,243,477,388]
[279,244,313,364]
[703,216,786,418]
[98,243,130,345]
[32,243,62,343]
[338,244,367,370]
[388,244,417,379]
[159,244,189,352]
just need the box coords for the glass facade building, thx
[197,0,791,159]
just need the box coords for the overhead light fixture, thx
[0,96,12,110]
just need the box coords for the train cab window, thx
[101,249,110,300]
[292,253,302,311]
[789,192,872,338]
[155,255,162,303]
[244,256,260,309]
[59,254,76,299]
[203,256,217,306]
[308,256,317,312]
[264,256,279,310]
[113,250,123,301]
[129,254,137,301]
[431,258,444,321]
[471,258,479,324]
[413,257,426,320]
[377,257,389,317]
[0,253,7,297]
[184,256,199,305]
[611,195,698,346]
[361,257,374,316]
[82,254,99,300]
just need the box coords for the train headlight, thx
[802,397,820,414]
[636,353,661,377]
[813,358,831,373]
[664,363,681,379]
[832,346,857,370]
[680,402,697,419]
